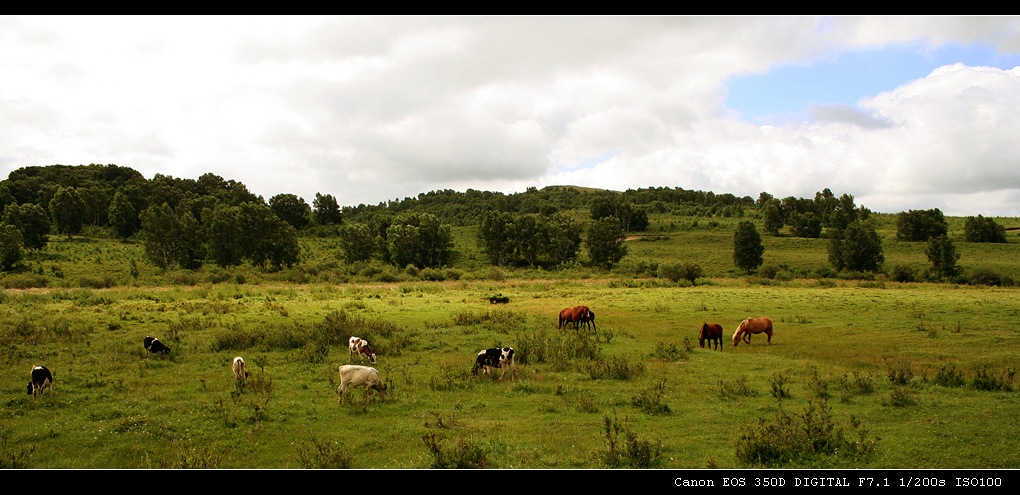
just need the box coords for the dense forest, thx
[0,163,1011,284]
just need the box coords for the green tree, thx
[238,202,299,270]
[733,221,764,273]
[269,193,312,230]
[478,210,517,266]
[789,211,822,238]
[828,220,884,272]
[2,203,50,250]
[49,186,87,238]
[313,193,342,226]
[587,216,627,269]
[540,211,582,266]
[205,204,244,268]
[108,191,140,238]
[386,211,453,268]
[338,222,377,264]
[0,223,24,271]
[926,234,960,280]
[963,215,1007,243]
[762,200,784,236]
[139,203,202,270]
[896,208,947,242]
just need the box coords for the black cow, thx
[471,347,516,382]
[144,335,171,354]
[27,365,53,399]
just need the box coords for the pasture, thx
[2,277,1018,468]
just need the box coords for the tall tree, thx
[337,222,377,264]
[732,220,764,273]
[139,203,200,270]
[205,204,245,268]
[49,186,87,238]
[108,191,140,239]
[269,193,312,230]
[2,203,50,250]
[587,216,627,269]
[926,234,960,280]
[313,193,342,226]
[963,215,1007,243]
[828,220,884,272]
[0,223,24,271]
[386,211,453,268]
[541,211,582,266]
[896,209,947,242]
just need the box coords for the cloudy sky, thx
[3,16,1020,216]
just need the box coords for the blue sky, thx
[726,42,1020,126]
[3,16,1020,216]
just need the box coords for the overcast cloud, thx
[2,15,1020,216]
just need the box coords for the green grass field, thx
[1,216,1019,469]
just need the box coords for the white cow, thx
[337,364,386,404]
[232,356,249,386]
[348,336,377,364]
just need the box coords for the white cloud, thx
[2,16,1020,215]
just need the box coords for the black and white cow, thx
[27,365,53,399]
[471,347,516,382]
[144,335,171,355]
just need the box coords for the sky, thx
[3,16,1020,216]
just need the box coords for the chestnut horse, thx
[698,322,723,350]
[732,317,773,346]
[558,305,591,330]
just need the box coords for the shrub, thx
[972,367,1015,391]
[631,378,671,415]
[422,432,488,468]
[735,400,877,467]
[718,376,759,400]
[592,414,663,468]
[932,363,966,388]
[295,437,356,468]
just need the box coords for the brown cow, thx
[558,305,590,330]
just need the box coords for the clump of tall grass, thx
[295,437,356,468]
[422,432,488,468]
[631,378,671,415]
[770,372,792,399]
[971,367,1015,391]
[884,356,914,385]
[838,371,876,402]
[592,413,663,468]
[652,340,690,361]
[931,363,966,388]
[0,428,35,468]
[735,400,877,467]
[585,354,645,380]
[718,376,759,400]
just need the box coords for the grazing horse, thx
[579,310,596,333]
[698,322,723,350]
[558,305,591,330]
[732,317,773,346]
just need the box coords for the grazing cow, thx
[232,356,249,386]
[348,336,377,364]
[27,365,53,399]
[337,364,386,404]
[558,305,591,330]
[471,347,516,382]
[143,335,171,355]
[698,322,724,350]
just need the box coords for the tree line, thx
[0,164,1011,280]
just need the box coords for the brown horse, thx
[732,317,773,346]
[558,305,590,330]
[698,322,723,350]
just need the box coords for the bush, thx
[735,400,877,466]
[295,437,356,468]
[592,414,663,468]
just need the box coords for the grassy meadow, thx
[1,213,1019,469]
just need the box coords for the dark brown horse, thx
[698,322,723,350]
[558,305,591,330]
[732,317,773,346]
